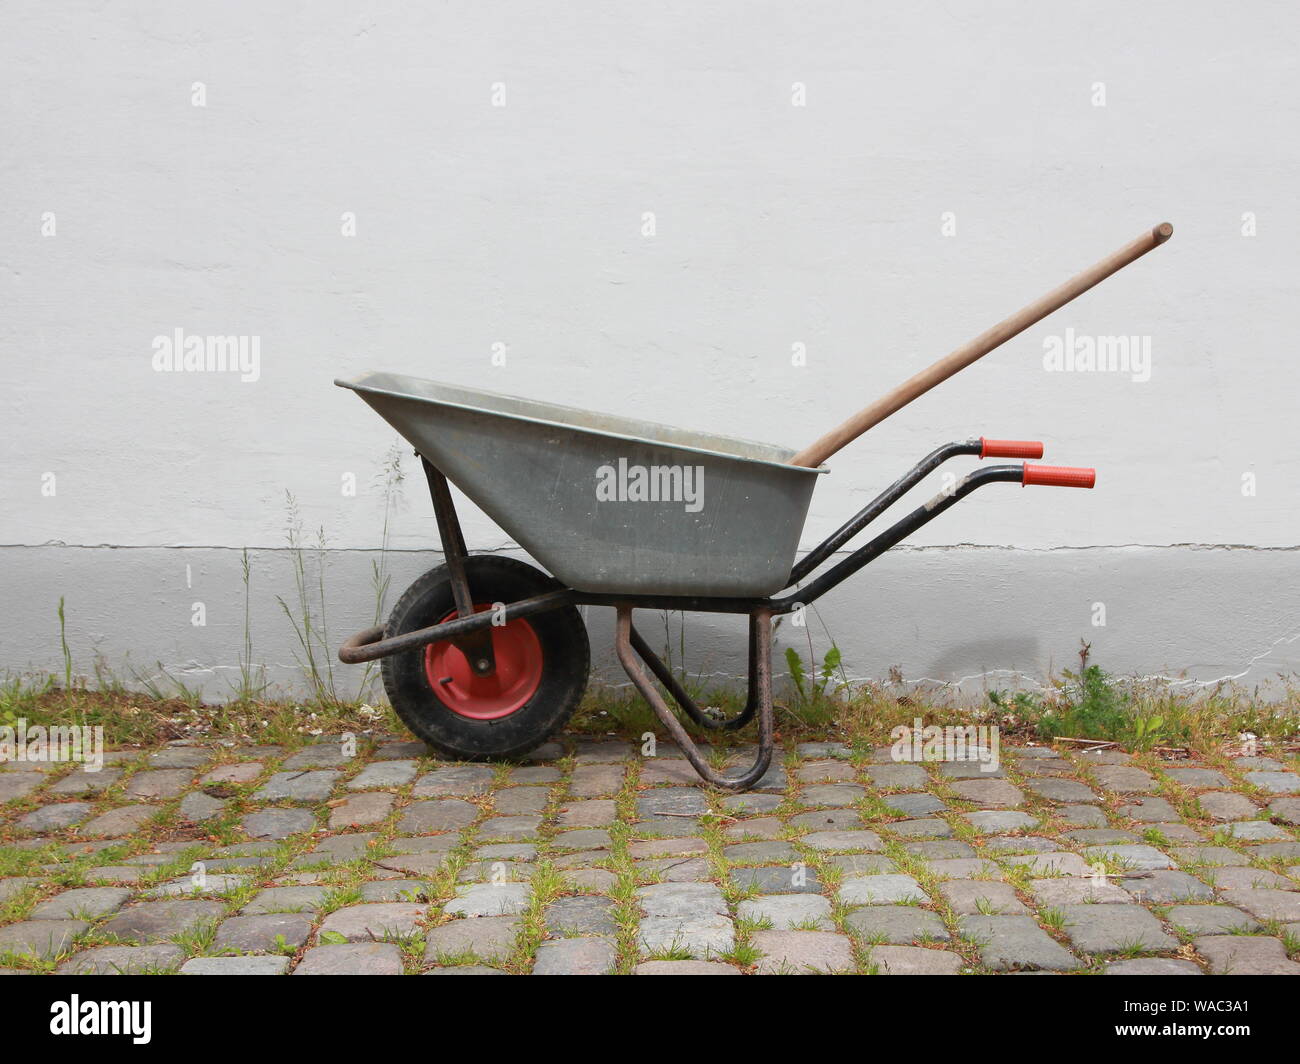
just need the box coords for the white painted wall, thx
[3,1,1298,698]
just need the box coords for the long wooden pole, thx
[788,222,1174,468]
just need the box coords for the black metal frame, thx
[339,441,1030,790]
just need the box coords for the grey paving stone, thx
[296,832,379,866]
[638,882,727,918]
[445,883,531,917]
[202,763,264,785]
[509,765,561,784]
[242,808,316,839]
[638,759,698,786]
[634,960,741,975]
[939,880,1028,915]
[866,944,964,974]
[126,769,193,799]
[1194,934,1300,975]
[723,816,784,841]
[147,747,211,769]
[1202,866,1293,890]
[937,761,1005,779]
[554,828,612,850]
[720,793,783,815]
[948,780,1024,808]
[798,783,865,807]
[1057,804,1109,827]
[730,865,822,894]
[1002,852,1091,877]
[294,942,403,974]
[1106,958,1202,975]
[635,856,712,882]
[0,878,40,903]
[1172,845,1249,866]
[865,763,929,788]
[887,818,953,838]
[478,815,543,842]
[903,840,976,860]
[457,860,533,884]
[796,742,851,759]
[1010,746,1064,759]
[545,895,617,936]
[181,955,290,975]
[533,936,617,974]
[1224,820,1290,841]
[1243,771,1300,794]
[1253,842,1300,860]
[838,874,926,905]
[844,906,949,944]
[1268,797,1300,825]
[724,841,798,864]
[799,830,883,852]
[99,901,225,944]
[18,802,91,831]
[47,768,123,796]
[1090,766,1156,793]
[1219,888,1300,923]
[1074,749,1132,765]
[328,792,394,829]
[0,773,44,801]
[824,854,899,876]
[632,818,704,838]
[0,919,87,959]
[737,894,833,930]
[425,916,519,963]
[397,798,477,834]
[319,903,426,942]
[564,869,619,893]
[881,793,947,816]
[373,741,428,760]
[215,913,312,953]
[80,806,156,837]
[635,788,709,818]
[789,808,864,831]
[348,760,418,789]
[31,886,132,921]
[638,914,735,959]
[963,811,1038,834]
[281,745,353,770]
[178,791,228,824]
[1165,905,1259,935]
[1083,844,1175,871]
[412,764,495,797]
[627,838,707,859]
[1058,904,1178,953]
[254,770,339,802]
[568,764,626,797]
[1024,779,1101,804]
[494,788,551,815]
[1118,796,1182,823]
[573,741,628,763]
[389,834,460,855]
[556,799,617,827]
[359,879,429,903]
[958,915,1079,971]
[1119,870,1213,904]
[57,943,186,974]
[1064,829,1141,845]
[1029,877,1130,905]
[475,842,538,861]
[1164,767,1230,788]
[751,930,853,974]
[925,858,1002,880]
[425,965,506,975]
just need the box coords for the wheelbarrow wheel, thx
[381,556,589,761]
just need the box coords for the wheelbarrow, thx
[337,222,1174,791]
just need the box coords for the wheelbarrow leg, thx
[420,457,496,676]
[628,618,760,732]
[615,606,774,792]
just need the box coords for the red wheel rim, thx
[424,606,544,720]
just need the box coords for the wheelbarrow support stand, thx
[615,606,775,792]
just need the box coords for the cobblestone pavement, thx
[2,736,1299,974]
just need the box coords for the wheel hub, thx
[424,606,543,720]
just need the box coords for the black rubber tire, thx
[380,556,589,761]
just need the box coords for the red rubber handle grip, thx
[1022,464,1096,489]
[981,437,1044,459]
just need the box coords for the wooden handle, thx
[788,222,1174,468]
